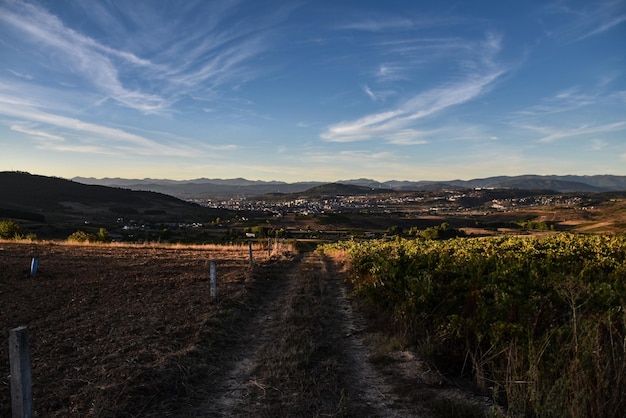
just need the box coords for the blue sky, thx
[1,0,625,182]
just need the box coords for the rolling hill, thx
[0,171,224,224]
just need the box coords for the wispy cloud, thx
[523,121,626,143]
[362,85,395,102]
[0,0,166,114]
[384,129,429,145]
[10,123,64,142]
[306,150,397,164]
[515,86,599,117]
[510,82,626,143]
[591,138,608,150]
[6,69,34,80]
[0,94,214,157]
[337,15,463,32]
[376,64,407,81]
[544,0,626,42]
[0,0,287,115]
[322,56,504,142]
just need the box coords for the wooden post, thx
[210,261,217,300]
[268,238,271,258]
[9,326,33,418]
[249,242,254,267]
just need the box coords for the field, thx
[0,241,285,417]
[2,239,497,417]
[5,232,625,417]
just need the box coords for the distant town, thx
[190,188,594,217]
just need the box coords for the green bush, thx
[67,230,92,243]
[0,220,24,239]
[67,228,111,243]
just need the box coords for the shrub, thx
[67,230,92,243]
[0,220,24,239]
[67,229,110,243]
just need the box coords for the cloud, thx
[0,94,204,157]
[10,123,64,142]
[510,82,626,144]
[6,69,34,80]
[0,0,287,115]
[322,69,503,142]
[306,150,397,164]
[337,15,463,32]
[515,86,598,117]
[362,85,395,102]
[321,30,506,143]
[591,139,608,150]
[544,0,626,42]
[362,85,377,101]
[517,121,626,143]
[376,64,407,81]
[0,1,167,114]
[384,129,429,145]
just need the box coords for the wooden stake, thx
[249,242,254,267]
[210,261,217,300]
[9,326,33,418]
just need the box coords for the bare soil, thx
[1,241,491,417]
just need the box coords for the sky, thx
[0,0,625,182]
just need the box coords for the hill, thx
[292,182,393,198]
[0,172,227,236]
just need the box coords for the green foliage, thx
[418,222,466,239]
[67,228,111,243]
[386,225,403,235]
[321,234,626,417]
[67,230,91,242]
[517,220,552,231]
[96,228,111,243]
[0,220,25,239]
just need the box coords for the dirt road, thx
[185,252,491,417]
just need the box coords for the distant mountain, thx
[73,176,324,198]
[72,174,626,198]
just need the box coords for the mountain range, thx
[72,174,626,199]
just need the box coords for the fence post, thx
[9,326,33,418]
[249,242,254,267]
[210,261,217,300]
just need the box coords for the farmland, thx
[320,234,626,417]
[2,240,495,417]
[0,241,290,416]
[3,231,626,416]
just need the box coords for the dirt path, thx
[184,253,491,417]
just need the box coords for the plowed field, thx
[1,241,282,417]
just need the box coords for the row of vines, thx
[321,234,626,417]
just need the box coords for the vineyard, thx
[321,234,626,417]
